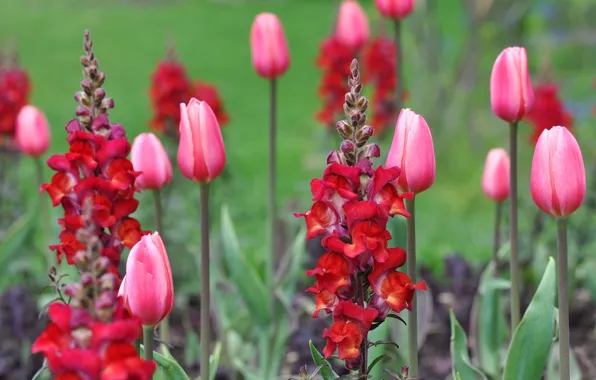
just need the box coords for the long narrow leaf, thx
[309,340,338,380]
[450,310,487,380]
[139,345,190,380]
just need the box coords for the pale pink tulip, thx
[482,148,510,202]
[15,105,51,157]
[131,133,172,190]
[336,0,370,50]
[250,13,290,79]
[374,0,415,20]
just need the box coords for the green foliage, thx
[547,343,582,380]
[308,340,338,380]
[449,311,487,380]
[140,345,190,380]
[503,257,556,380]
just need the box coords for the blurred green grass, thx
[1,0,594,277]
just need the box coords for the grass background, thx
[1,0,595,279]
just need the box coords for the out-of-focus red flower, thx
[316,36,359,128]
[526,83,573,144]
[193,81,229,127]
[0,62,31,139]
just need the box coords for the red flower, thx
[311,163,361,217]
[306,282,340,318]
[0,64,31,137]
[193,81,230,127]
[343,201,392,262]
[368,165,413,217]
[322,301,378,360]
[526,83,573,144]
[368,250,426,313]
[293,200,346,240]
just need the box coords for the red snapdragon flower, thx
[525,83,573,144]
[0,60,31,138]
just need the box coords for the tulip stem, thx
[493,201,503,276]
[557,218,570,380]
[200,183,211,380]
[509,121,521,328]
[153,189,170,355]
[143,325,154,363]
[268,78,278,321]
[35,157,51,269]
[393,19,403,112]
[405,197,418,376]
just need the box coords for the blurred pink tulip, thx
[119,232,174,327]
[490,47,534,123]
[15,105,51,157]
[530,126,585,218]
[177,98,226,183]
[374,0,415,20]
[250,13,290,79]
[482,148,510,202]
[386,109,435,194]
[131,133,172,190]
[336,0,370,50]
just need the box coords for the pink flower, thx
[131,133,172,190]
[177,98,226,183]
[530,126,585,218]
[482,148,510,202]
[336,0,370,50]
[15,105,51,157]
[490,47,534,123]
[374,0,415,20]
[250,13,290,79]
[385,108,435,194]
[119,232,174,326]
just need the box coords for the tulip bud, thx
[386,108,435,194]
[336,0,370,50]
[15,105,51,157]
[119,232,174,326]
[482,148,510,202]
[250,13,290,79]
[177,98,226,184]
[131,133,173,190]
[530,126,585,219]
[374,0,415,20]
[490,47,534,123]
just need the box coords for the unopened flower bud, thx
[81,272,94,287]
[81,80,92,95]
[326,150,345,165]
[355,125,373,147]
[75,91,91,106]
[96,72,106,86]
[101,98,114,110]
[336,120,353,139]
[94,88,106,100]
[359,143,381,160]
[99,272,117,291]
[74,249,91,265]
[72,327,92,348]
[356,96,368,112]
[345,92,356,108]
[64,283,83,299]
[400,365,410,378]
[76,106,91,117]
[340,139,355,154]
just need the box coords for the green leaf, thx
[476,262,509,376]
[503,257,556,380]
[209,342,222,380]
[450,310,487,380]
[309,340,338,380]
[280,228,307,303]
[220,204,270,325]
[547,342,582,380]
[139,345,190,380]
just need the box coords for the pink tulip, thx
[15,105,51,157]
[250,13,290,79]
[336,0,370,50]
[386,109,435,194]
[177,98,226,183]
[374,0,415,20]
[490,47,534,123]
[482,148,510,202]
[119,232,174,326]
[131,133,172,190]
[530,126,585,218]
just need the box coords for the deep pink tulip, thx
[177,98,226,183]
[482,148,510,202]
[530,126,585,218]
[386,109,435,194]
[490,47,534,123]
[336,0,370,50]
[15,105,51,157]
[250,13,290,79]
[119,232,174,327]
[374,0,415,20]
[131,133,172,190]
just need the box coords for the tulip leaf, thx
[140,345,190,380]
[450,310,487,380]
[476,262,509,377]
[309,340,339,380]
[547,342,582,380]
[220,204,270,325]
[209,342,222,380]
[503,257,556,380]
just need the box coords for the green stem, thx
[557,218,570,380]
[356,273,368,376]
[143,325,154,363]
[405,197,418,376]
[153,190,170,354]
[493,201,503,276]
[509,121,521,328]
[200,183,211,380]
[268,77,278,372]
[35,157,51,269]
[393,20,403,112]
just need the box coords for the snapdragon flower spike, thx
[295,59,425,366]
[42,31,147,268]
